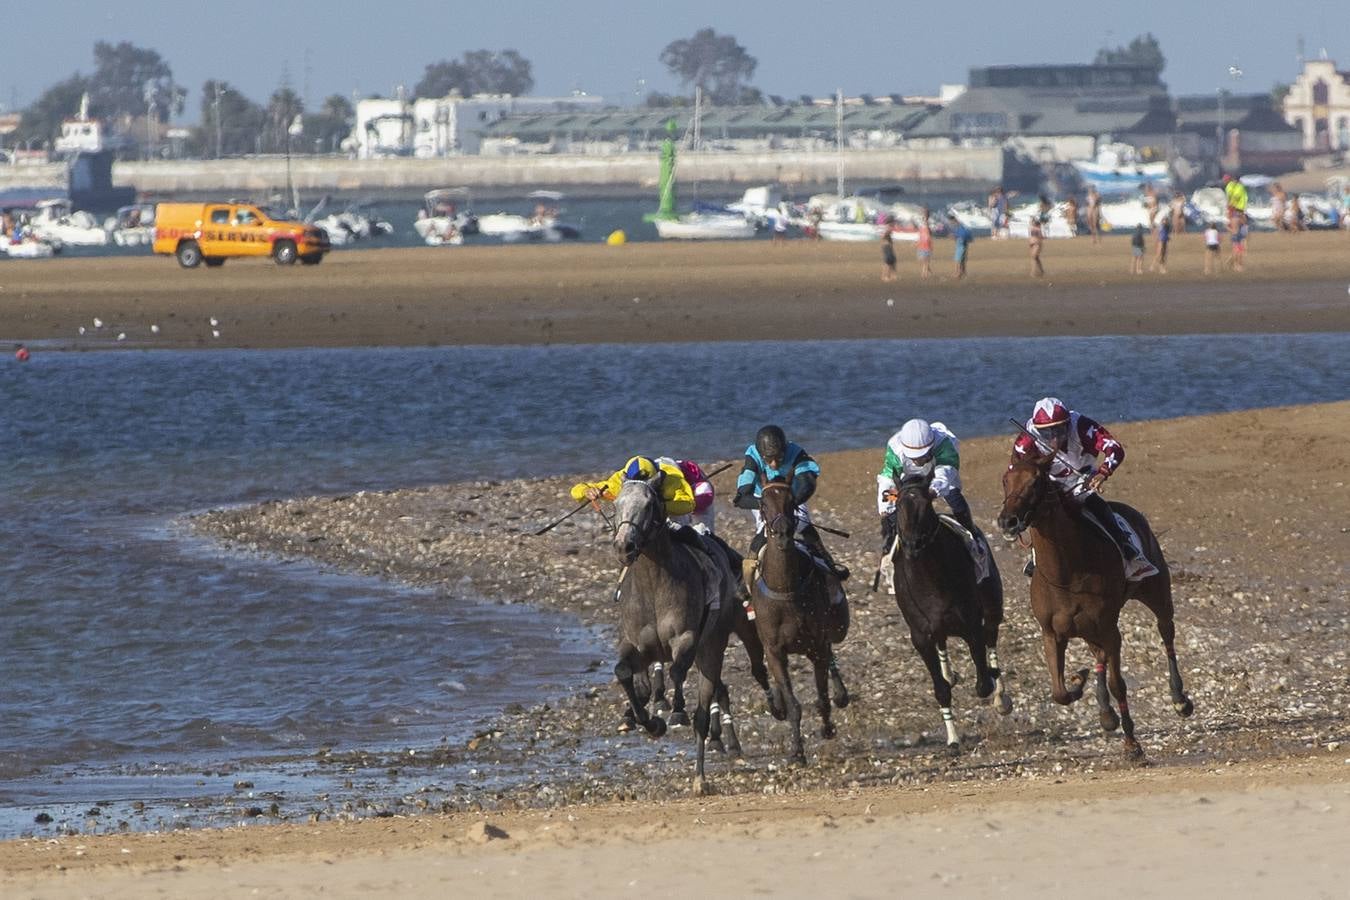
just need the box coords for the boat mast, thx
[835,88,844,197]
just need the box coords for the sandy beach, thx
[4,399,1345,896]
[2,234,1347,896]
[2,231,1349,349]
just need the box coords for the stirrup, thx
[1023,558,1035,577]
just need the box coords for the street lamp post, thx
[1217,64,1243,173]
[213,83,227,159]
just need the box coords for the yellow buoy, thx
[606,229,627,246]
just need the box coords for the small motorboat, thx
[414,188,478,246]
[104,203,157,247]
[652,212,755,240]
[29,198,108,246]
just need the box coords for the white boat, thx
[817,220,883,241]
[104,203,157,247]
[1072,142,1170,198]
[946,201,993,231]
[726,185,783,226]
[1098,197,1152,231]
[477,191,580,242]
[653,212,755,240]
[1,235,57,258]
[1187,188,1227,227]
[1007,201,1075,239]
[29,199,108,246]
[413,188,478,246]
[315,206,394,246]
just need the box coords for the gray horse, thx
[611,477,763,792]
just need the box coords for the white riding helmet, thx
[897,418,935,460]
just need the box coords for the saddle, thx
[752,543,847,608]
[1078,506,1159,582]
[935,515,993,582]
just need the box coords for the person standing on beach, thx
[1064,194,1080,237]
[1027,197,1049,277]
[1169,191,1187,235]
[1271,182,1288,231]
[1203,222,1221,275]
[1150,215,1171,274]
[1130,223,1146,274]
[916,208,933,278]
[881,230,898,282]
[947,213,972,279]
[1086,187,1102,244]
[1223,174,1248,234]
[1143,183,1160,230]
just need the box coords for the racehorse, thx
[998,457,1195,759]
[892,474,1011,751]
[610,477,764,792]
[750,479,850,765]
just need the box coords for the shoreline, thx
[2,234,1349,350]
[2,400,1348,891]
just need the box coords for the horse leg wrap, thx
[937,649,953,685]
[941,707,959,746]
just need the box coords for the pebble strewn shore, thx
[187,403,1350,815]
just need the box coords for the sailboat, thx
[815,89,892,242]
[648,88,755,240]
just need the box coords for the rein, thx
[615,478,663,546]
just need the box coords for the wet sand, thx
[2,231,1349,349]
[5,401,1345,895]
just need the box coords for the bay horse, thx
[610,477,765,792]
[751,479,850,765]
[997,457,1195,760]
[892,474,1011,751]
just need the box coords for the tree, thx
[265,87,304,153]
[90,41,185,122]
[659,28,758,106]
[192,79,266,157]
[303,94,354,153]
[1093,33,1166,75]
[15,74,91,146]
[414,49,535,98]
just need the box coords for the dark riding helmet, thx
[755,425,787,463]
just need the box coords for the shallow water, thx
[0,334,1346,836]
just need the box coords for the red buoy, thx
[15,346,30,362]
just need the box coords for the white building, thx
[1283,56,1350,151]
[353,92,604,158]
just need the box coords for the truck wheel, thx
[273,240,298,265]
[203,257,226,268]
[176,240,203,268]
[299,253,323,265]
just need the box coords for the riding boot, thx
[1083,492,1138,560]
[801,524,849,581]
[880,512,897,555]
[667,521,706,552]
[743,531,764,594]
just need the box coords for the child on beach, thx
[881,231,897,282]
[1203,222,1221,275]
[1130,223,1146,274]
[1150,216,1170,274]
[916,208,933,278]
[1028,214,1045,277]
[947,213,972,279]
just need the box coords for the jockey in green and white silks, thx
[734,424,848,580]
[877,419,987,558]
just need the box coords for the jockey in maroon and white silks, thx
[1010,397,1156,580]
[1012,398,1124,490]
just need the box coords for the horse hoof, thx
[975,678,995,700]
[820,724,837,740]
[725,740,744,759]
[1174,698,1195,718]
[946,741,961,756]
[1100,708,1121,732]
[708,738,726,755]
[645,717,668,739]
[832,691,850,710]
[1124,742,1146,764]
[790,752,807,767]
[997,692,1013,716]
[693,776,711,797]
[668,710,690,728]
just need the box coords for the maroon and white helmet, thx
[1030,397,1069,429]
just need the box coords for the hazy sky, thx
[4,0,1346,121]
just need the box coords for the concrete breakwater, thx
[4,147,1002,200]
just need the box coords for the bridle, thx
[898,478,940,556]
[1001,462,1050,538]
[760,481,797,544]
[615,477,664,548]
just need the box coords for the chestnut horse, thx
[998,458,1194,759]
[751,480,850,764]
[892,475,1011,751]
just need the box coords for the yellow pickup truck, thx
[153,202,330,268]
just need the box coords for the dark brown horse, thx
[751,480,850,764]
[610,477,764,791]
[893,475,1011,751]
[997,458,1194,759]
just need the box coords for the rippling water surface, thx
[0,334,1345,834]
